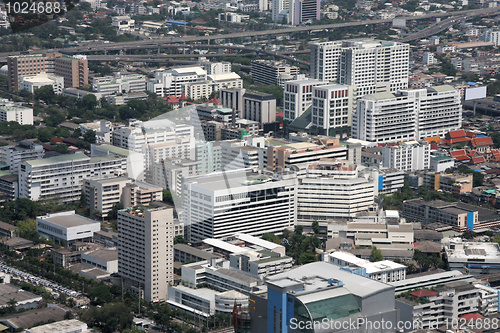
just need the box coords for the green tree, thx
[83,130,96,143]
[311,221,320,234]
[162,190,174,205]
[80,94,98,110]
[174,235,187,244]
[88,283,112,305]
[370,246,383,262]
[34,85,55,103]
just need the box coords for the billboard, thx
[465,86,487,101]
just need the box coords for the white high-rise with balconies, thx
[310,39,409,97]
[352,85,461,143]
[283,78,328,121]
[311,84,355,132]
[297,161,375,222]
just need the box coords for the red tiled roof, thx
[430,143,438,150]
[411,289,437,298]
[424,136,442,144]
[460,313,485,321]
[471,156,486,164]
[470,136,494,148]
[450,149,467,157]
[465,131,476,138]
[467,150,477,156]
[448,130,466,139]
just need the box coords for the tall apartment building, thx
[250,60,299,87]
[272,0,289,21]
[18,152,128,203]
[311,84,355,134]
[118,205,174,302]
[297,161,375,222]
[182,169,298,241]
[288,0,320,24]
[353,85,461,143]
[54,55,89,88]
[283,78,327,121]
[0,100,33,125]
[7,53,88,91]
[310,39,409,97]
[0,141,44,174]
[382,140,430,171]
[242,91,277,124]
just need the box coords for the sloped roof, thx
[471,156,486,164]
[470,136,493,147]
[411,289,437,298]
[447,130,466,139]
[460,313,485,321]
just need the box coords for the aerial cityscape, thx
[0,0,500,332]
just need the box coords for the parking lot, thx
[0,262,82,298]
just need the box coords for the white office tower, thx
[147,67,207,97]
[118,205,174,302]
[310,40,409,97]
[19,152,128,203]
[297,161,375,222]
[183,169,298,241]
[195,141,222,175]
[220,137,265,170]
[311,84,355,131]
[412,86,462,139]
[382,140,430,172]
[272,0,289,21]
[283,78,328,121]
[353,85,461,143]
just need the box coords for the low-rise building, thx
[36,211,101,245]
[229,250,292,278]
[0,100,33,125]
[80,248,118,273]
[324,251,407,283]
[401,199,499,231]
[444,238,500,275]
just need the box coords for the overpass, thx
[0,6,499,62]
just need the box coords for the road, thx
[399,15,467,42]
[0,261,82,298]
[0,7,499,62]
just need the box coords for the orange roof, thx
[470,136,494,148]
[465,131,476,138]
[450,149,470,161]
[467,150,477,156]
[471,156,486,164]
[460,313,485,321]
[447,130,466,139]
[424,136,441,144]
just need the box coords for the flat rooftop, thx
[0,284,41,306]
[39,213,99,228]
[0,306,66,329]
[25,319,86,333]
[84,249,118,262]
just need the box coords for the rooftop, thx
[0,306,66,329]
[83,249,118,262]
[26,152,88,166]
[0,284,41,307]
[38,212,99,228]
[25,319,87,333]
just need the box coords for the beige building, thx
[118,205,174,302]
[83,176,163,219]
[7,53,88,91]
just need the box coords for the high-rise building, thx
[118,205,174,302]
[353,85,461,143]
[288,0,320,25]
[147,67,207,97]
[272,0,289,21]
[310,39,409,97]
[382,140,430,171]
[297,161,375,222]
[0,141,44,174]
[250,60,299,87]
[18,152,128,203]
[311,84,355,134]
[283,78,327,121]
[182,169,298,241]
[7,53,88,91]
[242,91,277,124]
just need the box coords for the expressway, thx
[399,14,468,42]
[0,6,499,61]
